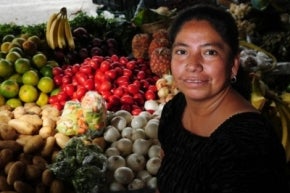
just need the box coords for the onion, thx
[114,166,134,184]
[157,87,169,99]
[147,177,157,189]
[144,121,158,139]
[126,153,146,172]
[146,157,161,175]
[114,110,132,125]
[131,115,147,129]
[105,147,120,157]
[137,170,152,183]
[116,138,133,156]
[107,155,126,171]
[128,178,145,190]
[121,127,133,139]
[109,182,126,192]
[148,145,161,158]
[144,100,159,112]
[104,126,120,142]
[131,128,146,141]
[133,138,151,155]
[110,116,127,131]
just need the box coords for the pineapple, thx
[148,38,170,56]
[131,33,152,59]
[150,47,171,77]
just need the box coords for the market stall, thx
[0,0,289,193]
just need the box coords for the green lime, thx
[40,65,53,78]
[6,98,22,108]
[0,59,14,78]
[0,79,19,98]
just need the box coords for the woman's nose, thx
[185,55,203,72]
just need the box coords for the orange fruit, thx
[36,92,49,106]
[0,79,19,98]
[28,35,41,46]
[32,53,47,69]
[6,51,21,64]
[40,65,53,78]
[22,70,39,86]
[8,73,23,84]
[2,34,15,42]
[37,77,54,93]
[9,47,24,56]
[6,98,22,108]
[14,58,31,74]
[19,84,38,103]
[0,59,14,78]
[0,42,11,54]
[12,37,26,45]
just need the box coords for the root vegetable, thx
[121,127,133,139]
[18,114,42,129]
[131,116,147,129]
[23,135,44,154]
[107,155,126,171]
[146,157,161,175]
[133,139,151,155]
[0,149,13,168]
[126,153,146,172]
[54,133,70,149]
[7,161,25,185]
[131,128,146,141]
[25,164,43,180]
[116,138,132,156]
[0,140,22,152]
[128,178,145,190]
[105,147,120,157]
[110,116,127,131]
[50,179,65,193]
[16,135,33,146]
[0,124,18,140]
[42,169,54,186]
[148,145,162,158]
[109,182,126,192]
[144,100,159,112]
[0,175,11,191]
[13,180,34,193]
[114,166,134,184]
[41,136,56,157]
[144,121,158,139]
[104,126,120,143]
[114,110,132,124]
[147,177,157,189]
[137,170,152,183]
[39,126,55,138]
[8,119,37,135]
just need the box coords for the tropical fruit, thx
[0,59,14,78]
[36,92,49,106]
[0,42,11,53]
[6,98,22,108]
[32,53,47,69]
[6,51,21,63]
[22,70,39,86]
[14,58,31,74]
[0,79,19,98]
[8,73,22,84]
[0,95,5,106]
[37,77,54,93]
[18,84,38,103]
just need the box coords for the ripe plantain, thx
[49,13,62,50]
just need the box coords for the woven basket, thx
[140,18,171,34]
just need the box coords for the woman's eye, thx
[205,49,217,55]
[175,49,187,55]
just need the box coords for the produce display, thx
[0,1,289,193]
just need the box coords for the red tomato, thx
[131,108,142,116]
[148,85,157,92]
[126,60,136,70]
[79,65,92,74]
[84,79,94,90]
[145,90,156,100]
[140,80,150,90]
[114,66,123,76]
[52,67,63,76]
[121,94,134,105]
[64,67,73,77]
[119,56,128,65]
[127,84,139,95]
[53,75,63,86]
[57,91,68,102]
[75,72,87,85]
[100,90,112,101]
[100,60,111,72]
[62,75,72,85]
[94,70,107,82]
[116,76,129,86]
[113,87,125,97]
[63,84,75,97]
[110,54,119,62]
[71,64,80,73]
[133,92,145,105]
[48,95,58,104]
[108,95,120,106]
[123,69,132,78]
[74,86,87,101]
[105,69,117,80]
[137,70,146,80]
[99,81,112,92]
[110,62,121,69]
[121,104,131,112]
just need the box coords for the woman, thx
[156,3,289,193]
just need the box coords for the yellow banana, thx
[63,15,75,50]
[250,75,267,110]
[48,13,62,50]
[46,12,59,48]
[57,15,66,49]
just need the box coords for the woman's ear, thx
[231,55,240,76]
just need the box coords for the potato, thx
[35,183,46,193]
[42,117,56,128]
[18,153,33,165]
[0,124,18,140]
[18,114,42,129]
[24,103,41,115]
[8,119,37,135]
[16,135,33,146]
[0,175,12,191]
[7,161,25,185]
[25,164,43,180]
[54,133,70,149]
[4,162,15,175]
[92,137,106,150]
[0,140,22,152]
[23,135,44,154]
[0,149,13,168]
[41,169,54,186]
[0,111,12,124]
[13,180,34,193]
[49,179,64,193]
[41,136,56,157]
[32,156,47,170]
[0,191,17,193]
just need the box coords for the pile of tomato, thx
[49,54,160,115]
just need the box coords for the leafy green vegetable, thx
[49,137,107,193]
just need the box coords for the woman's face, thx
[171,20,239,101]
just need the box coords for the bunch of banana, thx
[45,7,75,50]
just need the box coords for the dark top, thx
[157,92,290,193]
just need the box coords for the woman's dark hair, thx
[168,3,239,60]
[168,3,251,100]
